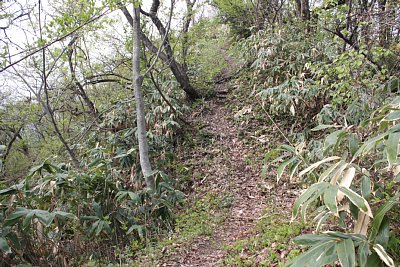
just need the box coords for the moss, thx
[221,210,305,266]
[129,192,230,265]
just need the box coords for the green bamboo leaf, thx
[353,133,388,159]
[386,132,400,167]
[23,210,35,230]
[324,231,366,242]
[361,175,372,200]
[4,208,30,227]
[349,133,360,157]
[292,182,330,220]
[324,129,345,153]
[277,157,296,182]
[128,192,141,203]
[383,110,400,121]
[373,244,395,267]
[337,238,356,267]
[35,210,55,227]
[365,253,384,267]
[54,211,76,220]
[0,237,10,253]
[338,187,373,217]
[311,124,340,131]
[299,157,341,177]
[370,193,400,241]
[279,144,296,154]
[294,234,337,246]
[375,216,390,248]
[284,240,336,267]
[0,186,17,196]
[289,159,301,181]
[358,241,370,267]
[318,161,342,182]
[324,184,338,214]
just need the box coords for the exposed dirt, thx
[169,101,267,267]
[156,55,272,265]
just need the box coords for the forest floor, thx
[167,98,268,266]
[136,55,306,266]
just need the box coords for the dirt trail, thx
[164,66,267,266]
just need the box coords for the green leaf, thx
[93,202,103,218]
[324,231,366,242]
[338,186,373,217]
[383,111,400,121]
[294,234,338,246]
[324,129,345,153]
[361,175,371,200]
[353,133,388,159]
[292,182,330,220]
[358,241,370,267]
[0,186,17,196]
[337,238,356,267]
[279,144,296,154]
[127,224,144,239]
[0,237,10,253]
[365,253,384,267]
[35,210,55,227]
[289,159,301,181]
[374,216,390,248]
[349,133,360,157]
[4,207,30,227]
[277,157,296,182]
[284,240,337,267]
[54,211,76,220]
[370,193,400,241]
[23,210,35,230]
[128,192,141,203]
[116,191,128,201]
[386,132,400,167]
[311,124,340,131]
[318,161,342,182]
[299,156,341,177]
[324,184,338,214]
[373,244,395,267]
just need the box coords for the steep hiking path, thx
[171,100,267,266]
[162,58,270,266]
[142,49,303,267]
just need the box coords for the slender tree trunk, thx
[39,0,80,169]
[2,126,23,167]
[120,5,199,100]
[182,0,196,71]
[67,37,98,116]
[132,6,155,190]
[295,0,310,20]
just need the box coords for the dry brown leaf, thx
[337,167,356,202]
[354,211,370,236]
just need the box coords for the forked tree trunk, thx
[132,6,155,190]
[120,5,199,100]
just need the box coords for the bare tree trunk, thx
[295,0,310,20]
[38,0,80,169]
[132,6,155,190]
[67,37,98,116]
[182,0,196,71]
[378,0,388,46]
[2,126,23,167]
[120,4,199,100]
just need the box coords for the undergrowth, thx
[128,192,231,266]
[222,209,305,266]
